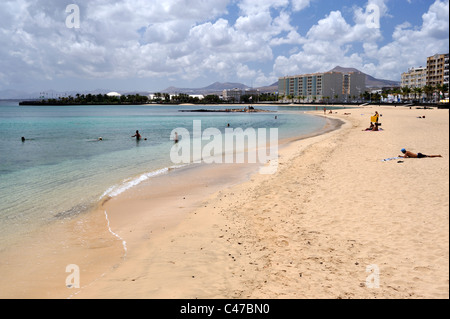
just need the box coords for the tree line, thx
[281,83,449,104]
[20,94,149,105]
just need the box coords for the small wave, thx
[99,165,187,200]
[104,210,127,258]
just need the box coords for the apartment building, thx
[223,88,260,102]
[427,53,449,87]
[401,66,427,88]
[278,71,366,102]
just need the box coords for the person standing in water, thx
[132,130,142,141]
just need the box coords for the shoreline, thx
[69,112,350,299]
[1,106,447,299]
[75,105,448,299]
[0,110,338,299]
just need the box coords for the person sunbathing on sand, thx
[399,149,442,158]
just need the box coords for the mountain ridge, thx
[328,66,400,88]
[1,67,400,99]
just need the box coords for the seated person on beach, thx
[363,123,381,131]
[372,123,380,131]
[399,149,442,158]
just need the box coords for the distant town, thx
[17,53,449,106]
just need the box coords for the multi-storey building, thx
[427,53,449,87]
[401,67,427,89]
[445,54,449,89]
[223,88,260,103]
[278,71,366,102]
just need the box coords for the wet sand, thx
[1,106,447,299]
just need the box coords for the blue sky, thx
[0,0,448,95]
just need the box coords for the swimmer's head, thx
[401,149,407,154]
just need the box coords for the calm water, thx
[0,101,327,245]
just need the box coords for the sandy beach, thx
[1,105,448,299]
[67,105,448,299]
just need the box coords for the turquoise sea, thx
[0,101,329,247]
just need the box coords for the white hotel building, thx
[278,71,366,103]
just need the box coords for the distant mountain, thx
[329,66,400,88]
[257,81,279,94]
[1,66,400,100]
[161,82,250,94]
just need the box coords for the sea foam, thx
[99,165,186,200]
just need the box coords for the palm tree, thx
[413,87,423,102]
[423,85,434,102]
[401,86,412,102]
[436,83,444,100]
[443,84,449,98]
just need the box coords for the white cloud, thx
[274,0,449,82]
[274,5,381,77]
[291,0,312,11]
[363,0,449,79]
[0,0,448,92]
[237,0,289,15]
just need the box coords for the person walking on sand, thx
[399,149,442,158]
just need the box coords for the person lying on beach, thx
[399,149,442,158]
[363,123,375,131]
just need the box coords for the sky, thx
[0,0,448,95]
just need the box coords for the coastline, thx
[0,109,335,299]
[1,106,448,299]
[74,105,448,299]
[69,112,346,299]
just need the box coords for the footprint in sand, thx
[277,240,289,247]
